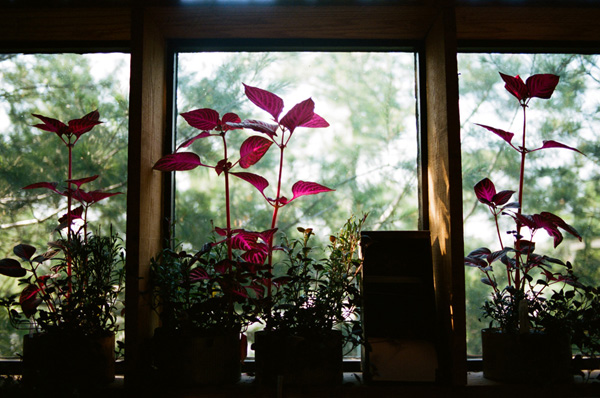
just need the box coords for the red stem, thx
[514,104,528,291]
[222,134,233,264]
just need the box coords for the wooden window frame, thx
[1,1,598,387]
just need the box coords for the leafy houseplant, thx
[464,73,586,382]
[153,84,366,386]
[0,111,124,388]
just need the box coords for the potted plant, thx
[464,72,586,383]
[253,214,365,387]
[152,84,364,386]
[0,111,124,389]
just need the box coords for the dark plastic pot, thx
[482,328,573,383]
[253,329,343,386]
[151,327,242,386]
[23,332,115,387]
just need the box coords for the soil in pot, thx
[253,329,343,387]
[22,332,115,388]
[151,327,242,386]
[482,328,573,383]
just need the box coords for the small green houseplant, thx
[0,111,124,388]
[152,84,363,386]
[464,73,586,382]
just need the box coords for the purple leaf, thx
[464,256,487,268]
[474,178,496,205]
[243,84,284,121]
[20,284,41,318]
[239,136,273,168]
[228,120,278,138]
[0,258,27,277]
[532,140,584,155]
[481,277,497,287]
[177,131,212,150]
[466,247,492,258]
[540,211,582,242]
[22,181,61,194]
[526,74,560,100]
[242,249,268,265]
[181,108,220,131]
[493,190,516,206]
[73,190,122,205]
[14,244,36,261]
[231,172,269,196]
[476,124,515,146]
[280,98,315,134]
[153,152,206,171]
[221,112,242,131]
[190,267,209,282]
[32,114,68,135]
[68,111,102,137]
[300,113,329,129]
[66,175,99,188]
[281,181,334,205]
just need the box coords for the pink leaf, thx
[239,136,273,168]
[228,120,278,138]
[190,266,209,282]
[242,249,268,265]
[476,124,515,146]
[231,172,270,196]
[474,178,496,204]
[177,131,212,150]
[243,84,284,121]
[153,152,206,171]
[493,190,516,206]
[0,258,27,277]
[300,113,329,129]
[282,181,334,205]
[526,74,560,100]
[533,140,584,155]
[181,108,220,131]
[280,98,315,134]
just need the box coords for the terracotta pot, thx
[253,329,343,386]
[152,327,242,386]
[23,332,115,387]
[482,328,573,383]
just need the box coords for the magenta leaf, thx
[243,84,284,121]
[228,120,278,138]
[190,266,209,282]
[0,258,27,277]
[14,244,36,261]
[242,249,268,265]
[73,190,122,205]
[493,190,516,206]
[281,181,334,205]
[500,73,529,101]
[177,131,212,150]
[257,228,278,244]
[280,98,315,134]
[540,211,582,242]
[231,172,269,196]
[32,114,68,136]
[526,74,560,100]
[221,113,242,131]
[532,140,584,155]
[66,175,99,188]
[239,136,273,168]
[153,152,206,171]
[68,111,102,137]
[22,181,61,194]
[476,124,515,146]
[181,108,220,131]
[300,113,329,129]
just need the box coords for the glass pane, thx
[459,53,600,356]
[174,51,418,358]
[0,53,130,358]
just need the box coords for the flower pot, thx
[22,332,115,387]
[253,329,343,386]
[481,328,573,383]
[151,327,242,386]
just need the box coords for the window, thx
[459,53,600,356]
[0,53,129,358]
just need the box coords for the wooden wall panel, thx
[425,7,466,386]
[125,7,166,385]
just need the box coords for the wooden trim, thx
[125,7,167,386]
[456,6,600,42]
[425,7,466,386]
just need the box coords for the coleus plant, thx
[464,73,585,333]
[153,84,333,299]
[0,111,123,333]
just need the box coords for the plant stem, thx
[514,104,528,292]
[222,134,233,263]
